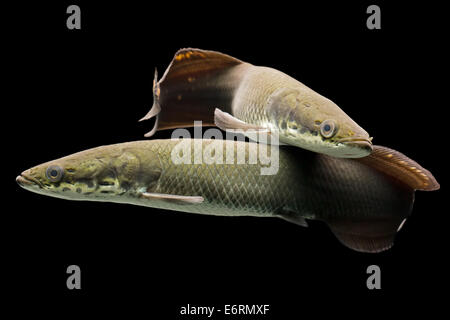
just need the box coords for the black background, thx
[4,1,448,317]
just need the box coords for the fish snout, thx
[16,170,41,189]
[336,136,373,157]
[16,174,33,187]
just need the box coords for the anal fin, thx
[280,215,309,228]
[277,209,309,227]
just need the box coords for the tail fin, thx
[327,145,439,253]
[356,145,440,191]
[140,48,250,137]
[327,217,404,253]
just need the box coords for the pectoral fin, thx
[214,108,286,145]
[141,192,204,205]
[214,108,267,132]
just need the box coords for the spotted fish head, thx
[266,87,373,158]
[16,143,162,201]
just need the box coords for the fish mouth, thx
[16,174,41,188]
[338,137,373,150]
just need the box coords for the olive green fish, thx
[140,48,373,158]
[16,139,438,253]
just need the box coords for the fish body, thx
[16,139,439,253]
[141,48,373,158]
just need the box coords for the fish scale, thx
[149,140,301,216]
[138,140,414,229]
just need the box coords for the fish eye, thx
[320,120,337,138]
[46,165,64,182]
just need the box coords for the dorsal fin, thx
[356,145,439,191]
[160,48,245,83]
[139,48,249,137]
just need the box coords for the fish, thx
[16,139,439,253]
[140,48,373,158]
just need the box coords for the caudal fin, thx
[140,48,249,137]
[327,217,404,253]
[326,145,439,253]
[356,145,440,191]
